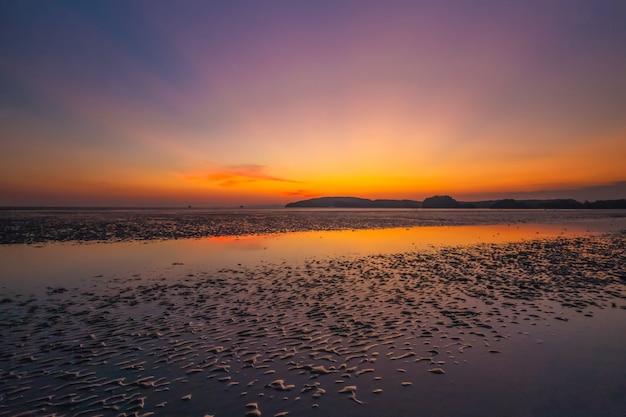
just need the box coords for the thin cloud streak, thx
[282,189,319,198]
[176,164,299,188]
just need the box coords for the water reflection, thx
[0,223,597,293]
[190,222,591,258]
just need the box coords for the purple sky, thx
[1,1,625,206]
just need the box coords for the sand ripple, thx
[1,235,624,416]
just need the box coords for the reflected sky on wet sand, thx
[0,222,600,293]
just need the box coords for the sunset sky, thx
[1,1,625,207]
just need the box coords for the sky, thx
[1,0,625,207]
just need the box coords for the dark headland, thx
[285,195,626,209]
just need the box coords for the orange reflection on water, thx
[190,222,593,259]
[0,222,597,293]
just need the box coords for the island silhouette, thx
[285,196,626,209]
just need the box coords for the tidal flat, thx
[0,209,625,417]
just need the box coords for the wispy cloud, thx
[282,189,319,198]
[176,164,298,188]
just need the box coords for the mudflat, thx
[0,210,624,417]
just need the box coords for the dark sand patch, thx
[2,208,625,244]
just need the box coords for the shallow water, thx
[0,210,625,417]
[0,221,613,294]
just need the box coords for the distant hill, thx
[285,196,626,209]
[285,197,421,208]
[483,199,626,209]
[422,195,460,208]
[581,199,626,209]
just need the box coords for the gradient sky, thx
[1,0,625,206]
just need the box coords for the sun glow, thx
[1,2,625,206]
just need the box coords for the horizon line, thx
[2,195,625,211]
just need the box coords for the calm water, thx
[0,219,612,293]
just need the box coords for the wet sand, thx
[2,208,625,244]
[0,222,609,294]
[1,213,625,416]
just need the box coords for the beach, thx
[1,209,625,417]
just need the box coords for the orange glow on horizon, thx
[1,3,625,207]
